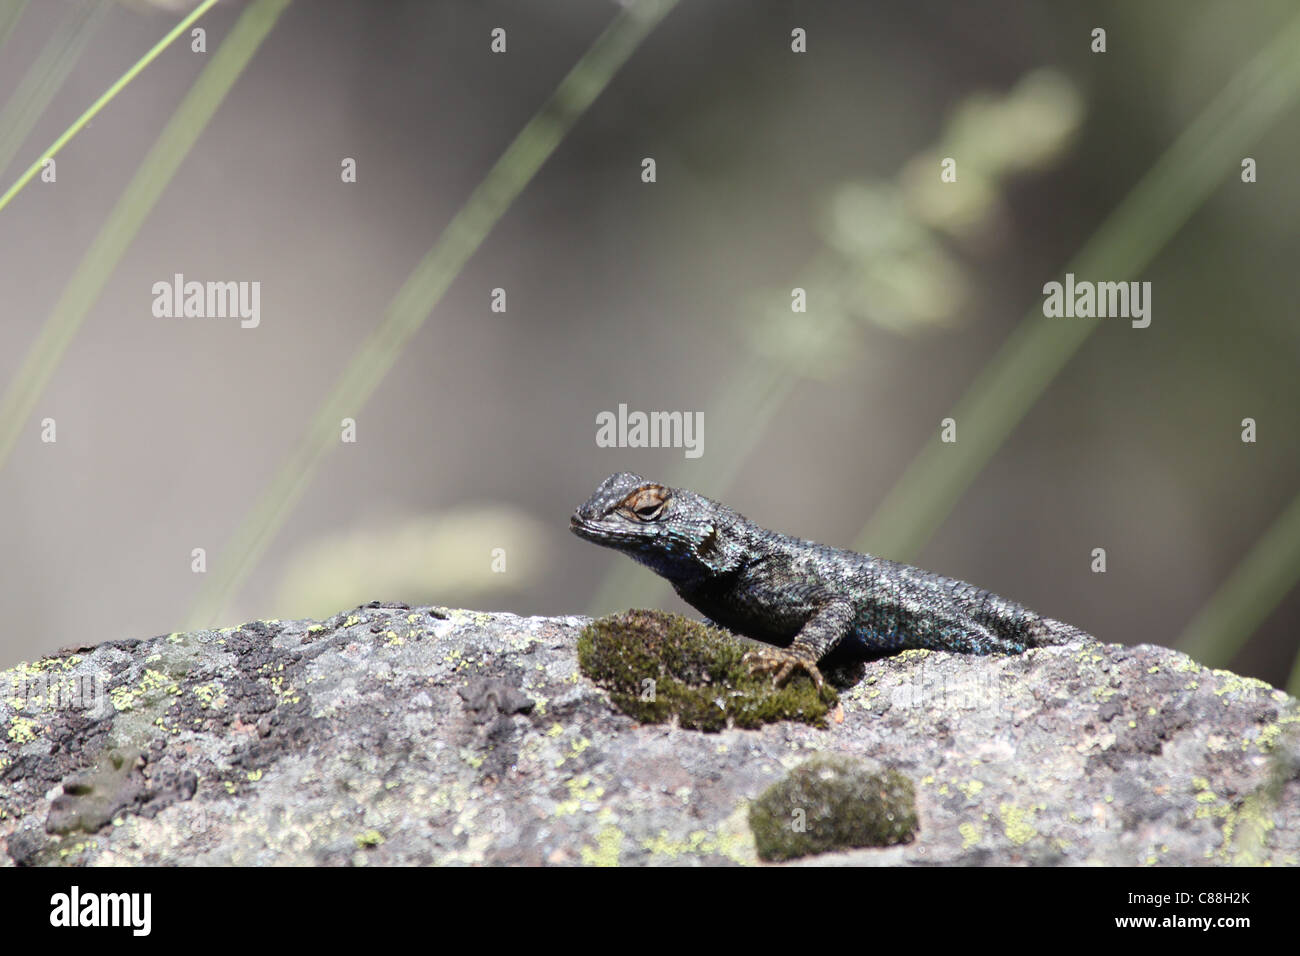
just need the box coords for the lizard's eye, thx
[619,486,670,521]
[634,501,665,519]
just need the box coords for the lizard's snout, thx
[570,508,608,541]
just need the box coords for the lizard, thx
[570,472,1091,690]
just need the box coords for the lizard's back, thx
[733,527,1085,655]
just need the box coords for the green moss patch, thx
[577,609,836,731]
[748,754,917,862]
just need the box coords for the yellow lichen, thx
[7,716,40,744]
[957,779,984,799]
[109,668,181,712]
[641,826,750,863]
[998,803,1037,846]
[580,825,623,867]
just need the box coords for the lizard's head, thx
[570,472,736,581]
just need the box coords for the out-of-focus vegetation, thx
[0,1,1296,693]
[274,507,547,620]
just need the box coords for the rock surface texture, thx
[1,604,1296,866]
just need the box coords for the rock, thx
[0,605,1296,865]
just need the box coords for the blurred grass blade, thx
[1178,489,1300,672]
[0,1,28,53]
[0,0,288,472]
[185,0,681,628]
[0,0,110,178]
[854,8,1300,562]
[0,0,219,214]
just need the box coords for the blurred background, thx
[1,0,1297,689]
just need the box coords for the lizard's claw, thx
[743,648,825,692]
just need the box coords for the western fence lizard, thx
[571,472,1090,689]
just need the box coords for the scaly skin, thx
[570,472,1091,689]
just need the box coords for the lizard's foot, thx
[743,647,825,691]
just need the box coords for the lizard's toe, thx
[743,648,825,691]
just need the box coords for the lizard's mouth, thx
[570,512,615,544]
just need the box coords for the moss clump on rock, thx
[748,754,917,862]
[576,609,836,731]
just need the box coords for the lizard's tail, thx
[1026,616,1093,648]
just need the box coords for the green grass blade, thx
[0,0,31,60]
[0,0,219,213]
[185,0,681,628]
[0,0,109,178]
[0,0,290,473]
[1179,489,1300,671]
[853,9,1300,563]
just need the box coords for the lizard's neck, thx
[626,546,712,583]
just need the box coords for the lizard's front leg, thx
[744,597,855,691]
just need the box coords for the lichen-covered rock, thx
[0,605,1296,865]
[748,755,917,861]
